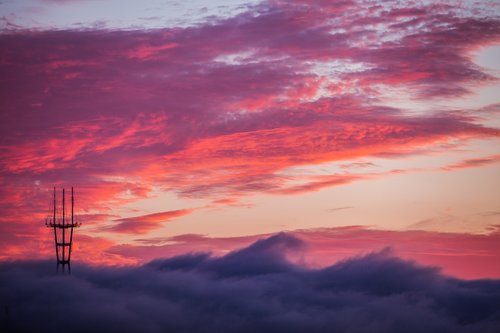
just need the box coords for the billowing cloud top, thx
[1,234,500,332]
[1,0,500,271]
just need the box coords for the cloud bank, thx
[1,234,500,333]
[1,0,500,264]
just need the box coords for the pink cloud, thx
[442,154,500,171]
[128,42,179,60]
[272,174,363,195]
[108,209,197,234]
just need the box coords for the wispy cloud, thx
[327,206,354,212]
[1,0,499,261]
[108,209,197,234]
[442,154,500,171]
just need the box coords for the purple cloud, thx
[1,234,500,332]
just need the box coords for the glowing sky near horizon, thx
[1,0,500,278]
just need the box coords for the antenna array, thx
[45,187,81,273]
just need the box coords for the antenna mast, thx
[45,187,81,273]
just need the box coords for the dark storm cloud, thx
[1,233,500,333]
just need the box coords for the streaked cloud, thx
[442,154,500,171]
[108,209,197,234]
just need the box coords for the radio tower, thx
[45,187,81,273]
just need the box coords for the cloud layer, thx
[1,0,499,201]
[112,226,500,279]
[1,234,500,333]
[0,0,500,262]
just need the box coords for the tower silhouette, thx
[45,187,81,273]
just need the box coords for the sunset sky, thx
[1,0,500,279]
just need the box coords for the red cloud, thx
[108,209,197,234]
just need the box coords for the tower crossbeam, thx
[45,187,81,274]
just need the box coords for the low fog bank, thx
[1,233,499,333]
